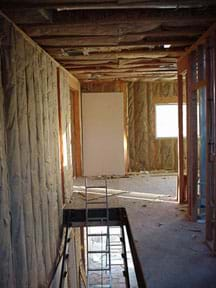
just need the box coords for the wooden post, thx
[205,37,212,242]
[177,73,185,203]
[71,90,82,177]
[57,67,65,203]
[187,52,198,221]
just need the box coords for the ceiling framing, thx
[1,1,216,81]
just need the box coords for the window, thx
[155,104,186,138]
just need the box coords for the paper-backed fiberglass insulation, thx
[0,14,76,287]
[128,80,178,171]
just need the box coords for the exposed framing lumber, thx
[21,21,209,37]
[179,23,216,61]
[177,22,216,221]
[177,73,185,204]
[205,30,216,255]
[63,62,176,69]
[75,73,177,81]
[67,67,176,73]
[187,53,198,221]
[26,27,203,38]
[0,0,215,9]
[53,50,184,62]
[57,68,65,204]
[205,37,212,243]
[5,8,215,26]
[36,39,194,49]
[71,90,82,177]
[52,10,216,26]
[3,4,215,81]
[57,58,177,65]
[36,36,193,48]
[41,42,191,54]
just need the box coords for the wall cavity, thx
[0,14,77,287]
[128,80,178,171]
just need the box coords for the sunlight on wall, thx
[63,132,68,167]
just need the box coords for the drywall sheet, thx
[82,92,125,176]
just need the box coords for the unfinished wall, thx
[128,80,178,172]
[0,42,14,288]
[81,79,178,172]
[59,71,73,201]
[81,80,125,93]
[0,14,79,287]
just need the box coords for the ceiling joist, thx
[2,1,216,80]
[0,0,215,9]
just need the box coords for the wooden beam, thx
[0,0,215,9]
[53,9,216,26]
[118,58,177,65]
[179,22,216,61]
[22,23,206,38]
[34,31,200,47]
[67,66,176,73]
[41,40,192,53]
[63,62,177,69]
[205,38,212,242]
[35,38,195,49]
[73,70,177,78]
[51,58,177,67]
[74,72,177,80]
[52,50,184,62]
[4,8,215,26]
[21,22,162,37]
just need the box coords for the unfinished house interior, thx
[1,1,216,288]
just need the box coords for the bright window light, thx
[155,104,187,138]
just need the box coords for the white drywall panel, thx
[82,92,125,176]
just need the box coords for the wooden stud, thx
[186,53,198,221]
[177,73,185,203]
[71,90,82,177]
[57,68,65,204]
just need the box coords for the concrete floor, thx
[72,174,216,288]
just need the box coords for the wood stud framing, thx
[2,2,216,80]
[178,23,216,255]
